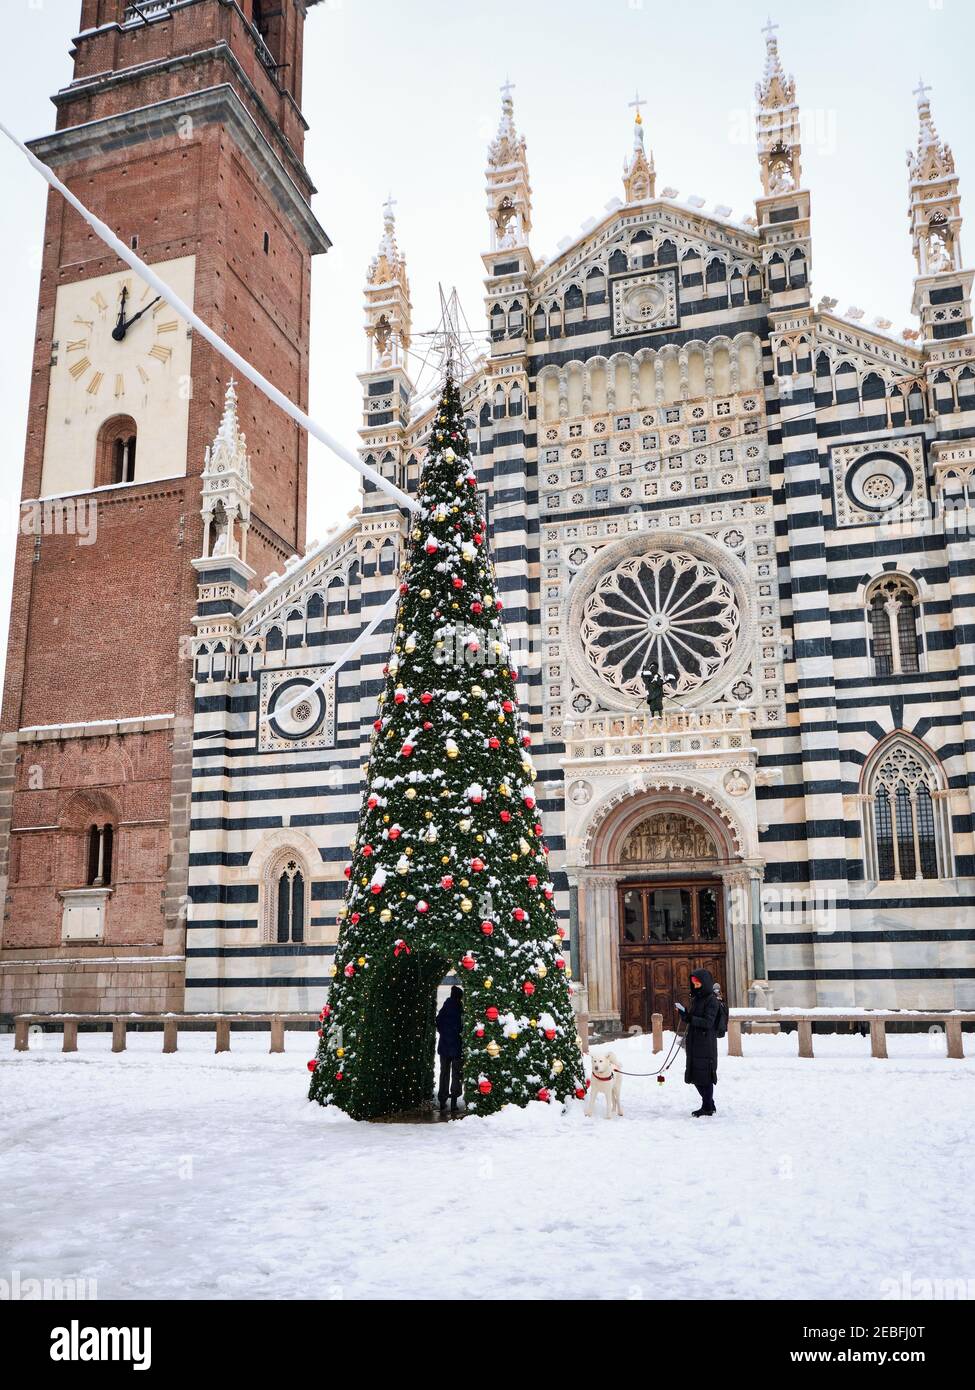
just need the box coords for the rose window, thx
[862,474,895,502]
[578,551,741,698]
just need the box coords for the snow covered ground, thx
[1,1027,973,1301]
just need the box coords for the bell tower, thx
[0,0,329,1017]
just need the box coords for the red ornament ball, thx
[452,576,464,590]
[478,1078,492,1095]
[344,963,356,976]
[480,919,494,936]
[512,907,527,922]
[537,1088,550,1103]
[485,1006,499,1022]
[388,828,400,840]
[307,1059,318,1072]
[420,692,434,705]
[471,857,485,873]
[440,874,454,889]
[417,901,429,914]
[361,844,373,856]
[522,980,536,996]
[499,809,511,823]
[461,953,476,971]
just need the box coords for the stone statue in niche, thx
[373,314,392,363]
[620,812,717,863]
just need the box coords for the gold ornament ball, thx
[537,965,548,979]
[552,1059,564,1075]
[328,964,338,977]
[460,897,473,913]
[486,1041,501,1058]
[380,909,392,923]
[405,788,417,799]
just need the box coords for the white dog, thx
[585,1050,623,1118]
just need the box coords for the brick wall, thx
[0,0,324,998]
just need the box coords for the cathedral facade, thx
[183,29,975,1025]
[2,9,974,1029]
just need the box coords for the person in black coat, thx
[678,968,719,1116]
[436,985,464,1113]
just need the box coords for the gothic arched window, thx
[86,823,114,887]
[94,415,138,488]
[866,575,921,677]
[274,859,305,943]
[862,737,950,882]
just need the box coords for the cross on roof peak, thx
[913,77,932,106]
[761,16,778,41]
[383,192,397,221]
[628,90,646,119]
[500,77,515,101]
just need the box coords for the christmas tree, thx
[308,374,587,1120]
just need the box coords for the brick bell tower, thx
[0,0,330,1017]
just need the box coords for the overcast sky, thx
[0,0,972,684]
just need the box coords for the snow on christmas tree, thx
[308,374,587,1120]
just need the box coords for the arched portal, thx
[573,785,762,1027]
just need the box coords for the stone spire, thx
[907,79,955,185]
[907,81,970,337]
[486,78,532,250]
[622,91,655,203]
[200,379,251,562]
[754,18,801,195]
[365,195,411,369]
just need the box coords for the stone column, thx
[577,871,620,1021]
[721,868,754,1007]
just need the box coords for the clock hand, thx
[112,285,129,341]
[112,294,162,341]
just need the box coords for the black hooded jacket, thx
[683,968,719,1086]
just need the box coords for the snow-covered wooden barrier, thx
[726,1010,973,1059]
[11,1013,321,1054]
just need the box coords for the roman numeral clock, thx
[42,255,196,496]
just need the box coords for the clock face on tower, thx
[41,254,196,497]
